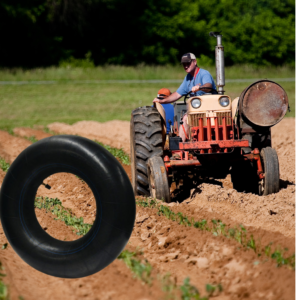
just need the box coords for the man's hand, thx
[191,85,200,93]
[153,98,162,103]
[153,92,182,104]
[191,83,213,94]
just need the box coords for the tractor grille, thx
[188,112,231,127]
[189,113,206,126]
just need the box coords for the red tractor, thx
[130,32,289,202]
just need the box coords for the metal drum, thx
[239,80,289,127]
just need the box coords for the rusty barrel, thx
[239,80,289,127]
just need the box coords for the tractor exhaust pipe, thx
[209,32,225,95]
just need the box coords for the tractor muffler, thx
[210,31,225,95]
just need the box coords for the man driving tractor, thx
[153,52,216,142]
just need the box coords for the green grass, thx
[0,65,294,81]
[136,198,295,270]
[0,65,294,131]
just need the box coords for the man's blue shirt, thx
[177,68,216,96]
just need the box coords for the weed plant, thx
[0,159,9,172]
[0,263,7,300]
[118,250,152,285]
[94,141,130,165]
[136,197,295,269]
[118,250,213,299]
[34,197,92,236]
[180,278,208,300]
[4,129,38,144]
[26,136,38,143]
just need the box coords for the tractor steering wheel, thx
[183,87,218,104]
[183,91,193,104]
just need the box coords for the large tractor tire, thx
[231,160,259,194]
[147,156,170,202]
[130,106,163,196]
[259,147,280,195]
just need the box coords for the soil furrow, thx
[1,119,295,299]
[41,118,295,238]
[131,204,294,300]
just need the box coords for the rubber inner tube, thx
[0,135,135,278]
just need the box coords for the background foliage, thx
[0,0,295,68]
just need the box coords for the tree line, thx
[0,0,295,68]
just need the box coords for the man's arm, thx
[191,82,213,93]
[153,92,182,104]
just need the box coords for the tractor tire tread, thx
[130,107,163,196]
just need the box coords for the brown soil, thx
[0,118,295,299]
[35,172,97,241]
[44,118,295,238]
[36,173,97,226]
[47,120,130,153]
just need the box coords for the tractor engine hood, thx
[238,80,289,128]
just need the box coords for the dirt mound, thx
[13,127,52,140]
[47,120,130,153]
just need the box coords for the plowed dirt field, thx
[0,118,295,299]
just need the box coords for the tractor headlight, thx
[219,96,230,107]
[191,99,201,109]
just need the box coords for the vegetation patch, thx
[0,263,8,300]
[94,141,130,165]
[118,249,153,285]
[136,197,295,270]
[0,158,9,173]
[4,129,38,144]
[24,135,38,143]
[34,196,92,236]
[118,249,215,299]
[0,68,294,132]
[35,193,217,298]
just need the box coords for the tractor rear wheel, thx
[259,147,280,195]
[147,156,170,202]
[130,106,163,196]
[231,161,259,194]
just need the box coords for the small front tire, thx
[147,156,170,203]
[259,147,280,195]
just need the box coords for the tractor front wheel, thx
[259,147,280,195]
[147,156,170,203]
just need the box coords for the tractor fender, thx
[231,97,239,123]
[0,135,135,278]
[154,102,167,133]
[153,102,167,142]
